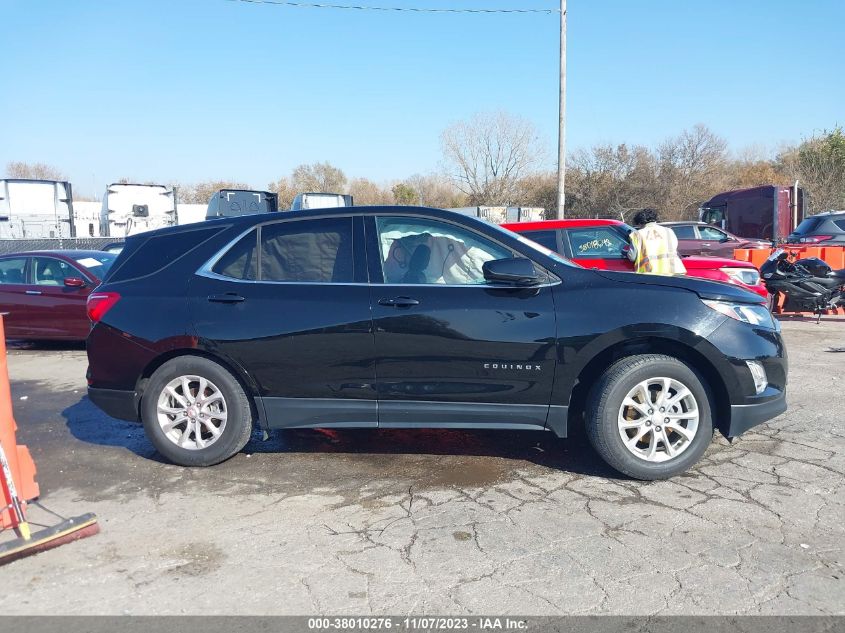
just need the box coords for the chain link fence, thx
[0,238,123,255]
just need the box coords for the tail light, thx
[86,292,121,323]
[799,235,833,244]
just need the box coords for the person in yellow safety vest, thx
[627,209,687,276]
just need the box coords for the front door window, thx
[374,216,511,285]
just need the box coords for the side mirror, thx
[64,277,86,288]
[482,257,541,287]
[720,236,732,243]
[621,244,633,259]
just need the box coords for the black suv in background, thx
[86,207,787,480]
[787,211,845,245]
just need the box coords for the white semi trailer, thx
[0,179,76,239]
[100,183,177,237]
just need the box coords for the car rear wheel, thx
[141,356,254,466]
[586,354,712,480]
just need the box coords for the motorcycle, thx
[760,249,845,320]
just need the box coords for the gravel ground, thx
[1,318,843,615]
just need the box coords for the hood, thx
[594,269,763,303]
[682,255,753,270]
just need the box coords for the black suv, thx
[787,211,845,245]
[86,207,787,480]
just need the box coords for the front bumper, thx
[88,387,140,422]
[726,389,787,437]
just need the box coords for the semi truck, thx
[699,184,805,241]
[206,189,279,219]
[0,179,76,239]
[100,183,177,237]
[291,192,353,211]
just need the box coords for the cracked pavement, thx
[1,318,843,615]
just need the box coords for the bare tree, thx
[5,161,65,180]
[268,176,297,210]
[441,111,544,206]
[657,124,729,218]
[348,177,392,205]
[179,180,252,205]
[290,162,347,193]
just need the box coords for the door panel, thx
[367,216,557,428]
[189,217,377,429]
[0,257,32,338]
[28,257,92,339]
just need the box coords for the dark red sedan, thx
[0,250,117,341]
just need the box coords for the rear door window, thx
[670,225,697,239]
[520,229,559,252]
[0,258,27,285]
[260,217,354,283]
[564,227,629,259]
[833,219,845,231]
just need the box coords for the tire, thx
[141,356,254,466]
[585,354,713,480]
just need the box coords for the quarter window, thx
[564,227,629,259]
[260,217,354,283]
[0,258,27,285]
[375,216,511,285]
[213,230,258,280]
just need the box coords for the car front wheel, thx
[141,356,254,466]
[586,354,713,480]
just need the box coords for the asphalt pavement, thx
[1,318,843,615]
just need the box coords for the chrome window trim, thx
[196,218,562,289]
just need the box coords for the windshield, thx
[74,253,117,279]
[766,248,785,262]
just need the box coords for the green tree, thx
[392,182,419,205]
[780,127,845,212]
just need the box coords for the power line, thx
[226,0,559,14]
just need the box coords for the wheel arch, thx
[565,336,731,438]
[135,348,266,428]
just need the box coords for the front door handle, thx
[25,290,42,295]
[378,296,420,308]
[207,293,245,303]
[701,243,711,247]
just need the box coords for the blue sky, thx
[1,0,842,197]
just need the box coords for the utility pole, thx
[556,0,567,219]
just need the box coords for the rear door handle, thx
[378,296,420,308]
[25,290,42,295]
[207,293,245,303]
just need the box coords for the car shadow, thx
[62,396,618,480]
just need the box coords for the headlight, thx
[702,299,775,329]
[720,267,761,286]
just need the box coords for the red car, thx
[502,219,768,299]
[0,250,117,341]
[661,221,771,257]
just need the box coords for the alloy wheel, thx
[156,375,228,451]
[617,377,699,463]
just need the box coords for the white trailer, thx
[449,206,545,223]
[0,179,75,239]
[100,183,176,237]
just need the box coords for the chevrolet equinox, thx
[86,207,787,479]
